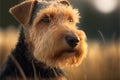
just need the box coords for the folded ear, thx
[9,0,37,27]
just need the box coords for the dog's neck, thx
[1,27,66,79]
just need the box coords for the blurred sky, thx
[0,0,119,40]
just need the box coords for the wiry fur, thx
[0,0,87,80]
[29,0,87,68]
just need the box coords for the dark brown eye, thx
[41,15,51,23]
[68,17,73,22]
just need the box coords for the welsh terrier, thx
[0,0,87,80]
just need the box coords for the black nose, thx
[65,35,79,48]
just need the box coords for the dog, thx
[0,0,87,80]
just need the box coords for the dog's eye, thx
[67,17,73,22]
[41,15,51,23]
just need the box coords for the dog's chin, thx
[52,49,80,68]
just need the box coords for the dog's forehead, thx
[31,0,63,23]
[30,0,80,25]
[35,0,58,13]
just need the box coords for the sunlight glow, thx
[92,0,118,13]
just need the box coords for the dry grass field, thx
[0,28,120,80]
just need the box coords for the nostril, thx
[65,35,79,48]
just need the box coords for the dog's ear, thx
[59,0,70,6]
[9,0,37,27]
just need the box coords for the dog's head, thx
[10,0,87,68]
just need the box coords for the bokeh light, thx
[91,0,118,13]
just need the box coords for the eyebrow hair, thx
[30,1,50,25]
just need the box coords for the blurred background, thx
[0,0,120,80]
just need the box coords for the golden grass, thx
[0,28,119,80]
[64,41,120,80]
[0,27,19,65]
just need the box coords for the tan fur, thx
[26,2,87,68]
[10,0,87,68]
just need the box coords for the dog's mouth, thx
[63,49,76,53]
[58,48,78,55]
[54,48,80,59]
